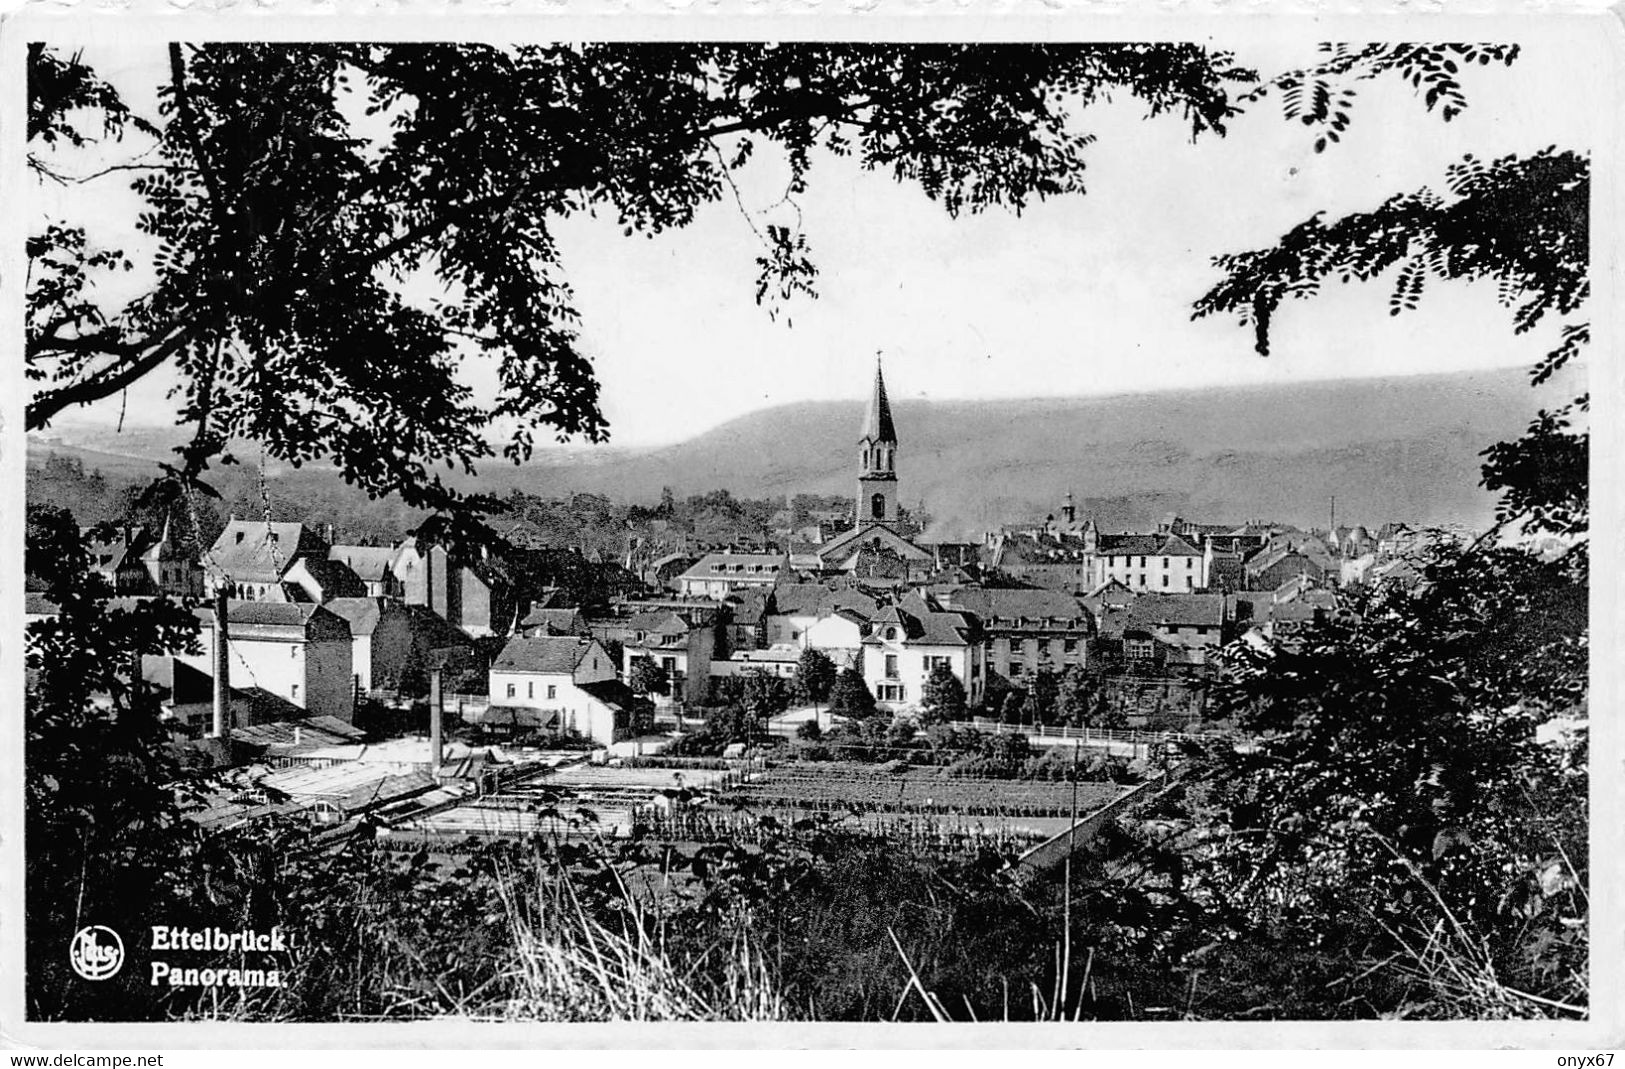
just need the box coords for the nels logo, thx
[69,926,125,981]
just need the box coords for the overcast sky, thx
[35,33,1602,449]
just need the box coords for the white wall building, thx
[859,593,984,712]
[482,636,630,746]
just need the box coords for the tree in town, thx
[740,668,790,722]
[917,662,968,725]
[999,688,1027,726]
[793,646,837,708]
[627,657,671,699]
[1020,668,1060,727]
[1056,664,1095,727]
[828,668,877,721]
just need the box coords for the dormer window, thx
[235,532,245,544]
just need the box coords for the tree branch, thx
[27,329,188,430]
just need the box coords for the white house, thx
[860,592,984,712]
[480,636,632,746]
[176,601,355,722]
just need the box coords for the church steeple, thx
[861,358,897,449]
[858,354,899,525]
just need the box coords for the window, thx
[506,683,516,698]
[1063,639,1077,653]
[1009,663,1024,678]
[546,684,556,699]
[291,645,298,658]
[885,626,898,640]
[1162,574,1169,588]
[870,493,887,519]
[1138,556,1145,568]
[528,681,534,699]
[877,682,905,702]
[1187,558,1194,569]
[884,654,899,679]
[290,684,300,702]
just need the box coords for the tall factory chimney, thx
[211,586,231,741]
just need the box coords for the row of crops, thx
[720,765,1127,819]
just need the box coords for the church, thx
[812,357,936,577]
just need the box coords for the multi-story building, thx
[937,586,1093,684]
[481,635,633,746]
[176,600,355,722]
[1082,525,1207,592]
[860,592,984,711]
[618,609,718,708]
[675,551,790,599]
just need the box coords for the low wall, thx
[1013,772,1170,877]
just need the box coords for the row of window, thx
[505,681,559,700]
[1108,573,1197,589]
[708,562,781,574]
[988,637,1079,655]
[1107,556,1197,569]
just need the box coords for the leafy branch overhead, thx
[1193,44,1587,538]
[27,41,1254,531]
[1241,43,1520,154]
[1192,149,1586,357]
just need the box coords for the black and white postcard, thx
[1,2,1618,1054]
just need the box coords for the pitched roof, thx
[290,557,367,599]
[815,522,931,563]
[208,520,323,584]
[679,553,788,580]
[1094,532,1202,557]
[1124,593,1227,629]
[491,636,595,675]
[770,581,881,619]
[25,593,60,616]
[624,610,690,636]
[861,358,897,443]
[324,597,384,637]
[945,587,1089,623]
[865,593,977,647]
[328,546,396,583]
[520,606,585,634]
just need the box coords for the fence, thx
[947,719,1201,751]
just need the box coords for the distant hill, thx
[479,367,1551,537]
[29,367,1555,539]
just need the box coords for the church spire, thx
[861,353,897,446]
[857,353,900,525]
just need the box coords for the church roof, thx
[860,359,897,444]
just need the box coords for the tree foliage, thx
[24,506,207,1018]
[918,662,968,724]
[793,646,837,707]
[828,667,877,720]
[29,42,1254,542]
[627,657,670,698]
[1150,542,1588,1017]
